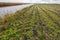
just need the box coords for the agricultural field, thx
[0,4,60,40]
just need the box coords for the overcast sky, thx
[0,0,60,3]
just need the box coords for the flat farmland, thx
[0,4,60,40]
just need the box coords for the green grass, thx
[0,4,60,40]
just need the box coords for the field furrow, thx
[0,4,60,40]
